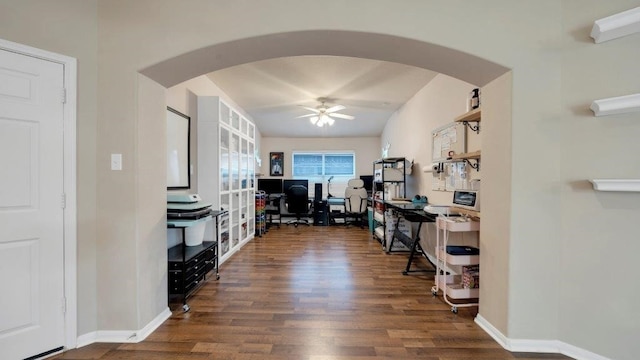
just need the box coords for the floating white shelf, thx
[589,179,640,192]
[590,93,640,116]
[590,6,640,43]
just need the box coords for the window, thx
[292,152,355,178]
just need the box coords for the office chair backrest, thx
[286,184,309,214]
[345,179,367,213]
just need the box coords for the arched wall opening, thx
[135,29,513,339]
[141,30,509,88]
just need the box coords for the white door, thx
[0,49,65,359]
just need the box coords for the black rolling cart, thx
[167,209,227,312]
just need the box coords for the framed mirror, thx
[166,107,191,189]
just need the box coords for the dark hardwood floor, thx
[53,225,572,359]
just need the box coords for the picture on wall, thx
[270,152,284,176]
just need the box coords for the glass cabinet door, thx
[231,133,240,191]
[248,142,254,189]
[241,138,248,189]
[231,111,240,131]
[220,102,230,125]
[231,192,240,247]
[248,189,255,236]
[240,190,247,240]
[248,122,255,140]
[241,117,248,136]
[219,194,230,257]
[220,126,230,192]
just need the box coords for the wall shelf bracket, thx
[461,120,480,134]
[464,158,480,171]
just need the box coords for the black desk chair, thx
[285,184,310,227]
[265,194,282,229]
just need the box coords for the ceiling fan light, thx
[327,118,335,126]
[310,116,318,124]
[317,120,324,127]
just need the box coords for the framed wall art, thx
[270,152,284,176]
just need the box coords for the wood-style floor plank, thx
[53,225,572,360]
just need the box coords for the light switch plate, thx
[111,153,122,171]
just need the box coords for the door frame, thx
[0,38,78,350]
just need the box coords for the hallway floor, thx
[54,225,571,359]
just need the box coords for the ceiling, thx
[206,56,439,138]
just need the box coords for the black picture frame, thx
[270,152,284,176]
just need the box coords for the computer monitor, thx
[257,178,283,194]
[359,175,374,193]
[283,179,309,194]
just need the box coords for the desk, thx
[384,201,437,275]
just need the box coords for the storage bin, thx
[185,221,206,246]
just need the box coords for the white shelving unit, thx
[198,96,256,265]
[431,215,480,314]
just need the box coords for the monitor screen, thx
[359,175,374,193]
[283,179,309,193]
[257,178,283,194]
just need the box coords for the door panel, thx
[0,48,65,359]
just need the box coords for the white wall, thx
[558,2,640,358]
[382,73,479,204]
[260,137,380,197]
[0,0,100,335]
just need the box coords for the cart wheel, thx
[402,271,408,276]
[431,289,438,296]
[216,274,220,280]
[451,306,458,314]
[182,304,190,312]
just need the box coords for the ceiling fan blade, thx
[328,113,355,120]
[299,106,321,113]
[325,105,345,113]
[296,113,317,118]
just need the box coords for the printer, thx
[167,194,212,220]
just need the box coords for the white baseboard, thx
[474,314,611,360]
[76,307,171,348]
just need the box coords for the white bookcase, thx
[197,96,255,265]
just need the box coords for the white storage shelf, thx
[373,211,384,223]
[435,275,480,299]
[432,215,480,313]
[437,246,479,266]
[436,217,480,232]
[374,226,384,241]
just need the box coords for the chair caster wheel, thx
[182,304,190,312]
[451,306,458,314]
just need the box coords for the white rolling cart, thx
[431,215,480,314]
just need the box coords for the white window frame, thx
[291,151,356,180]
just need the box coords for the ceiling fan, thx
[297,99,355,127]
